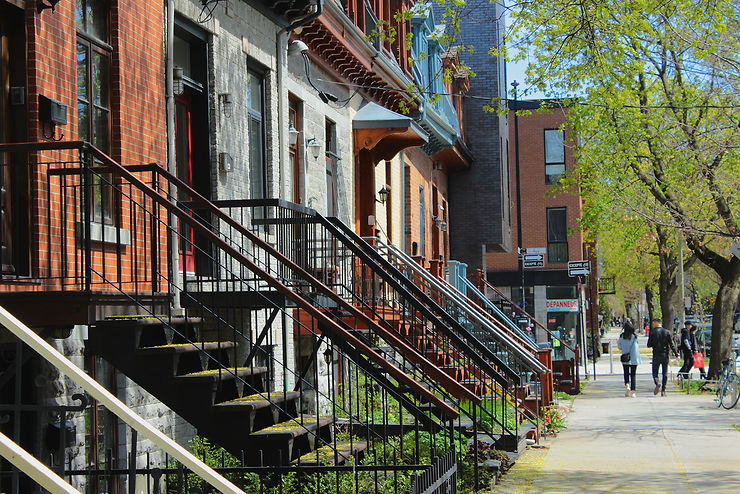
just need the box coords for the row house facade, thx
[0,1,553,492]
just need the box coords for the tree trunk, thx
[708,277,740,378]
[645,285,655,327]
[655,226,679,332]
[659,283,678,334]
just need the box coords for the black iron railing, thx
[0,142,459,493]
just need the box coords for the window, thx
[84,353,119,493]
[544,129,565,185]
[547,207,568,263]
[419,185,425,258]
[77,0,113,223]
[325,119,338,216]
[289,96,302,204]
[248,70,266,200]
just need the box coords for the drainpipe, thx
[277,0,323,200]
[165,0,182,309]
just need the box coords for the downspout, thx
[276,0,323,199]
[165,0,181,309]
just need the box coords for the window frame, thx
[544,128,565,185]
[247,68,268,201]
[77,0,114,225]
[546,206,568,263]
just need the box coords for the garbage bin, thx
[601,342,610,354]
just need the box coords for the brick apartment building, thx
[486,99,595,349]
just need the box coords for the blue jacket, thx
[618,334,642,365]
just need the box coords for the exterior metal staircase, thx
[0,142,461,491]
[188,198,547,453]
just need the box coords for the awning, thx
[353,102,428,161]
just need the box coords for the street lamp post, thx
[512,81,525,315]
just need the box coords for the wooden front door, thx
[175,93,195,273]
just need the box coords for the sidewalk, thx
[495,363,740,493]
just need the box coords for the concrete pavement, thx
[495,330,740,493]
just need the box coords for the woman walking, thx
[618,322,642,397]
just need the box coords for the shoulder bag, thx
[621,337,636,363]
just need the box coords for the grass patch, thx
[675,378,713,395]
[734,424,740,433]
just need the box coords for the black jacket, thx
[648,326,677,359]
[680,327,692,354]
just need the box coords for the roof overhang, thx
[353,102,428,161]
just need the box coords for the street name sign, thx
[523,253,544,268]
[525,247,546,255]
[568,260,590,277]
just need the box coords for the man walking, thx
[647,318,678,396]
[677,321,694,378]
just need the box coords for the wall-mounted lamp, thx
[37,0,60,14]
[323,347,333,365]
[219,93,233,118]
[173,66,184,96]
[288,40,309,56]
[440,221,448,232]
[433,215,442,228]
[288,124,300,146]
[376,185,391,204]
[306,137,321,159]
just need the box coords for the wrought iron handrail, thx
[371,238,549,376]
[456,276,538,349]
[479,277,578,354]
[135,163,473,409]
[0,140,454,418]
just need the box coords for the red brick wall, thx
[486,106,583,271]
[1,2,166,293]
[404,147,450,264]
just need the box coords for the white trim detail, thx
[0,431,81,494]
[0,305,245,494]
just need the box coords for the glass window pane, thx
[78,102,89,142]
[87,0,108,41]
[548,243,569,263]
[249,116,264,199]
[173,35,191,78]
[248,72,263,114]
[544,129,564,164]
[93,107,109,153]
[77,43,88,102]
[547,208,567,242]
[545,163,565,184]
[76,0,85,32]
[92,51,109,107]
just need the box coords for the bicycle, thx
[715,357,740,409]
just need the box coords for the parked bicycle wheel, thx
[721,373,740,409]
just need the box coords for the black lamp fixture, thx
[323,347,333,365]
[376,185,391,204]
[37,0,61,13]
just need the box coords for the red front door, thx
[175,94,195,273]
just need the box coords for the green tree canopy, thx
[507,0,740,376]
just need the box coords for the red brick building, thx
[486,99,595,350]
